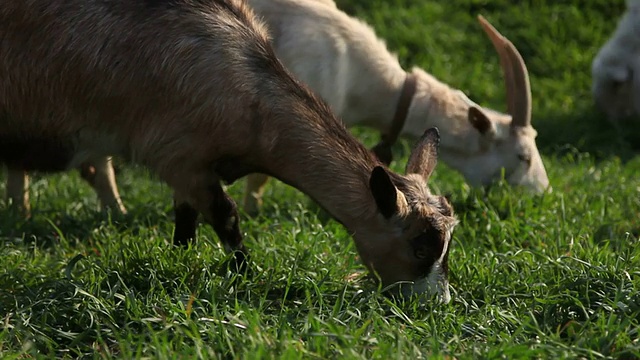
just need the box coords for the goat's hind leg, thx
[5,168,31,218]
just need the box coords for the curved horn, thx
[478,15,532,127]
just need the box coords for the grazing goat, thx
[0,0,458,301]
[591,0,640,122]
[1,158,126,218]
[243,0,550,214]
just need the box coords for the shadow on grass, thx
[532,273,640,339]
[535,105,640,163]
[0,203,174,249]
[594,222,640,248]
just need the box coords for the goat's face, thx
[474,15,551,193]
[451,107,550,193]
[591,1,640,121]
[416,16,550,193]
[591,60,635,121]
[355,128,458,303]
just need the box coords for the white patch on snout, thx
[399,268,451,304]
[427,235,452,304]
[426,261,451,304]
[400,228,453,304]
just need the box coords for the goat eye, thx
[518,153,532,165]
[411,227,444,261]
[414,248,428,260]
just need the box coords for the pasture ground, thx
[1,0,639,358]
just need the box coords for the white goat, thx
[592,0,640,122]
[1,0,458,301]
[2,160,125,218]
[243,0,550,214]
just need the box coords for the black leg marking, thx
[173,201,199,246]
[207,183,248,271]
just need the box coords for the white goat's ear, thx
[406,127,440,180]
[369,166,398,218]
[468,106,496,136]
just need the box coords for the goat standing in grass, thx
[0,0,457,302]
[243,0,550,214]
[592,0,640,123]
[1,158,125,218]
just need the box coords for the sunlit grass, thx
[1,0,639,358]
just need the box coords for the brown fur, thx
[0,0,457,299]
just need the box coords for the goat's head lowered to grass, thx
[405,15,550,193]
[358,128,458,302]
[475,15,549,192]
[591,0,640,123]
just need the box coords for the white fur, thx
[592,0,640,121]
[243,0,550,214]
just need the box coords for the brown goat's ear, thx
[468,106,495,135]
[406,127,440,180]
[369,166,398,219]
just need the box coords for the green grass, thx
[2,0,640,358]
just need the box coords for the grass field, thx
[2,0,640,358]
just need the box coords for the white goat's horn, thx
[477,15,532,127]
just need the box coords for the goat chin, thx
[384,278,452,305]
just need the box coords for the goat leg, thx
[243,173,269,216]
[205,181,248,271]
[79,157,127,214]
[6,168,30,218]
[173,176,248,271]
[173,199,199,246]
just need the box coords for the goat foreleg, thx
[243,173,270,216]
[173,174,248,271]
[79,157,127,214]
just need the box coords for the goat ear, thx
[369,166,398,218]
[406,127,440,180]
[468,106,495,135]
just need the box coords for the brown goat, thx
[0,0,458,301]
